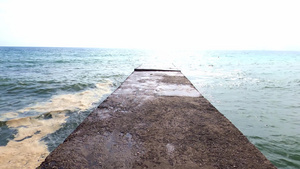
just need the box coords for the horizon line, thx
[0,45,299,52]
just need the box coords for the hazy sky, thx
[0,0,299,50]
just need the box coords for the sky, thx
[0,0,299,50]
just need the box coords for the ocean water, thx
[0,47,299,168]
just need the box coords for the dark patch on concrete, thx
[39,70,276,169]
[160,76,191,85]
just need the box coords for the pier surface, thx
[39,67,276,169]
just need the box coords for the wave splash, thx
[0,81,112,169]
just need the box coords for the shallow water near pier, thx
[0,47,299,168]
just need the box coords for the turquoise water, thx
[0,47,299,168]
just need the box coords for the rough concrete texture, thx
[39,70,276,169]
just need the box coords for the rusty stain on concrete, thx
[38,68,276,169]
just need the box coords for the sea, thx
[0,47,299,169]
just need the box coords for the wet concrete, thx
[39,69,276,169]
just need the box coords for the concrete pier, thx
[39,67,276,169]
